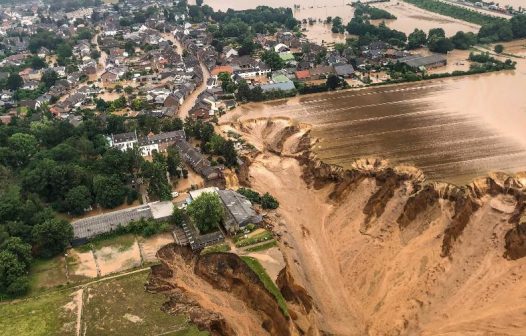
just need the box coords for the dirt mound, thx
[232,118,526,336]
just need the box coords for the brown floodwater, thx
[195,0,480,36]
[222,41,526,185]
[371,2,480,35]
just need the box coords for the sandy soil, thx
[245,247,286,282]
[95,240,142,276]
[68,249,98,279]
[226,118,526,335]
[157,248,277,335]
[138,233,175,263]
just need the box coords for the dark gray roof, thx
[260,81,296,93]
[399,54,447,68]
[218,190,262,228]
[72,204,153,239]
[334,64,355,76]
[139,130,186,145]
[113,131,138,143]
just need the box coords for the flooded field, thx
[223,43,526,185]
[195,0,481,37]
[371,1,480,35]
[494,0,526,9]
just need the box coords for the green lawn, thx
[201,243,231,255]
[0,289,77,336]
[29,257,69,294]
[240,256,289,317]
[244,240,277,252]
[235,230,274,248]
[89,233,136,251]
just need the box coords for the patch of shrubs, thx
[237,188,280,209]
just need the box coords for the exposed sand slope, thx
[234,118,526,336]
[148,245,297,336]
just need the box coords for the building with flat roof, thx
[71,201,173,244]
[399,54,447,70]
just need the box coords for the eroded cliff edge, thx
[230,118,526,335]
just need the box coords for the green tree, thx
[41,70,58,88]
[428,37,454,54]
[326,74,341,90]
[64,185,92,215]
[261,50,284,70]
[124,41,136,56]
[141,159,172,201]
[172,206,185,227]
[30,56,47,70]
[31,218,73,258]
[124,86,133,94]
[187,192,223,233]
[1,237,32,269]
[56,43,72,58]
[407,29,427,49]
[6,74,23,91]
[450,31,476,50]
[93,175,127,208]
[131,98,144,111]
[511,14,526,38]
[166,147,181,177]
[494,44,504,54]
[0,251,27,294]
[8,133,38,167]
[428,28,445,41]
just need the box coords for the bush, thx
[261,193,279,209]
[494,44,504,54]
[237,187,261,204]
[6,276,30,296]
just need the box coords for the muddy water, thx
[495,0,526,9]
[371,2,480,35]
[224,43,526,185]
[196,0,480,36]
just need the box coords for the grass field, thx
[29,257,69,294]
[82,271,207,336]
[1,271,209,336]
[235,230,274,248]
[244,240,277,252]
[240,256,289,317]
[0,289,77,336]
[200,243,231,255]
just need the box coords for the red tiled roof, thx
[295,70,311,79]
[211,65,234,76]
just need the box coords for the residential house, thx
[217,189,263,234]
[174,139,222,180]
[334,64,355,78]
[310,65,336,80]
